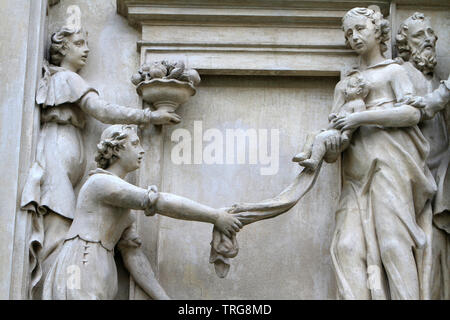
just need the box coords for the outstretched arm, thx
[155,192,242,237]
[98,176,241,237]
[79,91,181,125]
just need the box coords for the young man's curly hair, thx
[95,125,134,169]
[49,26,83,66]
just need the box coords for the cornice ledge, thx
[137,41,354,55]
[395,0,450,8]
[117,0,391,29]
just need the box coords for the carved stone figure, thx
[42,125,242,300]
[292,72,369,170]
[20,24,181,299]
[226,7,437,300]
[327,7,438,300]
[395,13,450,299]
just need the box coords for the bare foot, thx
[299,159,319,170]
[292,152,310,162]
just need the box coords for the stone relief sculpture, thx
[221,7,443,300]
[329,8,437,299]
[395,12,450,300]
[15,3,449,301]
[42,125,242,300]
[20,19,181,299]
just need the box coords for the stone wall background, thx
[157,75,340,299]
[0,0,47,299]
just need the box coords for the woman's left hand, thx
[331,114,361,131]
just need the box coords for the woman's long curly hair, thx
[95,125,134,169]
[342,7,391,57]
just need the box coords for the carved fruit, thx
[180,69,201,86]
[140,63,151,73]
[149,62,167,79]
[166,61,185,79]
[131,73,143,85]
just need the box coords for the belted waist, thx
[41,103,85,129]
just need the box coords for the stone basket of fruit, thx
[131,60,201,112]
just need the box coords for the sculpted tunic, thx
[21,66,96,219]
[21,64,149,219]
[42,169,157,300]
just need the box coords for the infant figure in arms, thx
[293,72,369,170]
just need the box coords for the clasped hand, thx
[214,208,243,238]
[330,113,361,131]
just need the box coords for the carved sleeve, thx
[79,91,151,125]
[389,65,416,102]
[422,79,450,120]
[117,220,142,251]
[143,185,159,216]
[96,175,154,210]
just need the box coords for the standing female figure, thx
[328,7,436,299]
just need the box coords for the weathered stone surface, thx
[0,0,448,300]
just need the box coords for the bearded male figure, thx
[396,12,449,300]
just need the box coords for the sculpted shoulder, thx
[385,62,408,75]
[80,171,120,196]
[335,78,347,94]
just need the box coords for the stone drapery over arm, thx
[421,76,450,120]
[210,165,322,278]
[36,63,98,107]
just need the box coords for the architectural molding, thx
[118,1,391,28]
[118,0,370,76]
